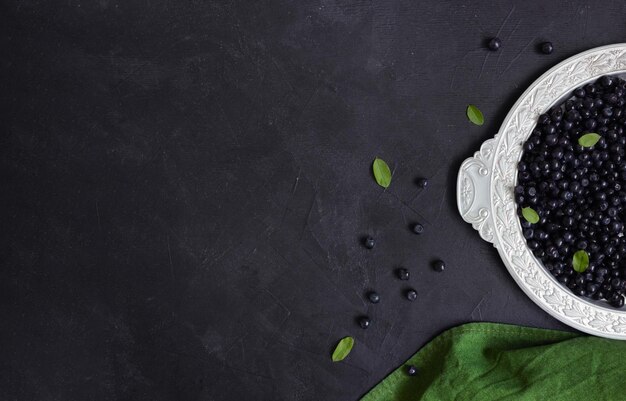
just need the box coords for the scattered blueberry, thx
[397,268,410,281]
[364,237,375,249]
[488,37,501,51]
[413,223,424,235]
[540,41,553,55]
[433,260,445,272]
[517,74,626,307]
[358,316,371,329]
[416,178,429,188]
[406,289,418,301]
[367,291,380,304]
[406,365,418,376]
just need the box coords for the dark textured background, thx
[3,1,626,400]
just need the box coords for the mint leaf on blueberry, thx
[578,133,601,147]
[521,207,540,224]
[572,250,589,273]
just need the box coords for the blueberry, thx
[433,260,445,272]
[561,191,573,201]
[488,37,501,51]
[406,289,418,301]
[358,316,371,329]
[601,76,614,87]
[416,178,428,188]
[367,291,380,304]
[583,98,595,109]
[540,42,553,54]
[585,84,597,95]
[612,278,622,289]
[544,125,557,135]
[413,223,424,235]
[407,365,418,376]
[610,293,625,308]
[364,237,375,249]
[607,93,619,105]
[587,282,599,294]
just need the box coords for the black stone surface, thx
[3,1,626,400]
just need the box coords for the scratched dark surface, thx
[3,1,626,400]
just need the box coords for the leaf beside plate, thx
[466,105,484,126]
[332,336,354,362]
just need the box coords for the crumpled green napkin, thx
[361,322,626,401]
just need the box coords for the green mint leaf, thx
[578,133,601,147]
[572,250,589,273]
[521,207,540,224]
[466,105,484,126]
[372,157,392,188]
[332,336,354,362]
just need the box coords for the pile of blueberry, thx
[516,74,626,308]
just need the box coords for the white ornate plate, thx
[457,44,626,339]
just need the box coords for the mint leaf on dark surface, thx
[466,105,484,126]
[331,336,354,362]
[372,157,392,188]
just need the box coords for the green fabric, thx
[361,322,626,401]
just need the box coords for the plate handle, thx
[456,138,497,246]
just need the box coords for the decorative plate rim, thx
[458,43,626,339]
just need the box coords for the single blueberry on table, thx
[407,365,418,376]
[416,178,428,188]
[367,291,380,304]
[413,223,424,235]
[433,260,445,272]
[358,316,371,329]
[406,289,418,301]
[488,37,501,51]
[540,41,553,55]
[364,237,375,249]
[397,268,410,281]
